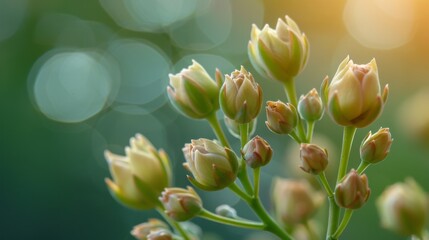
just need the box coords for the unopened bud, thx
[131,219,169,240]
[147,229,173,240]
[215,204,237,219]
[360,128,392,164]
[160,186,202,222]
[242,136,273,168]
[224,116,256,139]
[335,170,370,209]
[298,88,324,122]
[299,143,328,174]
[266,100,298,134]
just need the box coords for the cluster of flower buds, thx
[242,136,273,168]
[335,170,370,209]
[104,134,171,210]
[248,15,309,83]
[183,138,239,191]
[272,178,324,226]
[322,56,389,128]
[160,186,203,222]
[377,179,428,237]
[131,219,170,240]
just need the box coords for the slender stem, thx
[206,112,231,148]
[229,182,252,202]
[199,209,265,230]
[157,208,191,240]
[239,123,254,195]
[289,131,302,144]
[332,209,354,239]
[283,80,306,142]
[336,126,357,182]
[356,161,371,174]
[326,197,340,240]
[253,167,261,197]
[318,172,334,197]
[306,121,315,143]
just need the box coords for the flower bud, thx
[183,138,239,191]
[224,116,257,139]
[147,229,173,240]
[248,15,309,83]
[298,88,324,122]
[360,128,392,164]
[299,143,328,174]
[167,60,221,119]
[335,170,370,209]
[265,100,298,134]
[215,204,238,219]
[105,134,172,210]
[131,219,169,240]
[242,136,273,168]
[322,56,389,128]
[161,186,202,222]
[377,179,428,237]
[220,66,263,123]
[272,178,324,226]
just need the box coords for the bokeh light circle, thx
[0,0,27,41]
[31,50,118,123]
[107,39,171,105]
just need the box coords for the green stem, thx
[326,197,340,240]
[318,172,334,197]
[206,112,231,148]
[157,208,191,240]
[283,80,306,142]
[239,123,254,195]
[289,131,302,144]
[199,209,265,230]
[356,161,371,174]
[229,182,252,203]
[253,167,261,197]
[336,126,357,182]
[332,209,354,239]
[306,121,315,143]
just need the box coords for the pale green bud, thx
[224,116,257,139]
[167,60,221,119]
[161,186,202,222]
[105,134,172,210]
[215,204,237,219]
[147,229,173,240]
[298,88,324,122]
[242,136,273,168]
[248,15,309,83]
[322,56,389,128]
[272,178,324,226]
[265,100,298,134]
[335,170,370,209]
[219,66,263,124]
[183,138,239,191]
[377,179,428,237]
[360,128,392,164]
[131,219,169,240]
[299,143,328,175]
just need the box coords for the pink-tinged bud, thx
[377,179,428,237]
[266,100,298,134]
[167,60,221,119]
[272,178,324,226]
[322,56,389,128]
[298,88,324,122]
[131,219,169,240]
[220,66,263,123]
[242,136,273,168]
[299,143,328,175]
[360,128,393,164]
[224,116,257,139]
[146,229,173,240]
[335,170,370,209]
[248,15,309,83]
[105,134,172,210]
[183,139,239,191]
[160,186,202,222]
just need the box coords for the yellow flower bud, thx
[167,60,221,119]
[160,186,202,222]
[183,139,239,191]
[105,134,172,210]
[322,56,389,128]
[335,170,370,209]
[220,66,263,123]
[377,179,428,237]
[272,178,324,226]
[360,128,393,164]
[248,15,309,83]
[265,100,298,134]
[131,219,169,240]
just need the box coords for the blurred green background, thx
[1,0,429,239]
